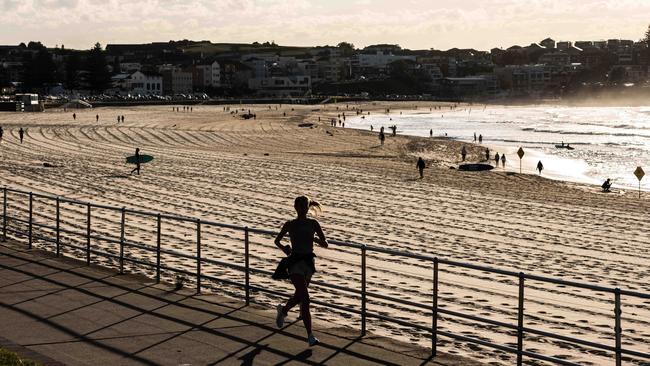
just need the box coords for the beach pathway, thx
[0,241,481,366]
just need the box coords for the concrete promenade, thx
[0,241,481,365]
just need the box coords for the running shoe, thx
[308,334,320,347]
[275,304,286,328]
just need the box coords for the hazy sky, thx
[1,0,649,51]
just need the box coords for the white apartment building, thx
[195,61,221,88]
[129,71,163,95]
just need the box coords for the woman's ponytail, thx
[308,199,323,216]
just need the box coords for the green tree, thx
[337,42,355,57]
[65,52,82,90]
[23,48,57,91]
[86,42,111,92]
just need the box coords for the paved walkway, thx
[0,241,481,365]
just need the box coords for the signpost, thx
[517,147,525,174]
[634,166,644,199]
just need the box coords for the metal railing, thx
[2,186,650,366]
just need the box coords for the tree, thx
[337,42,355,57]
[86,42,111,92]
[645,24,650,46]
[65,52,82,90]
[23,48,57,91]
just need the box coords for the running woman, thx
[274,196,329,346]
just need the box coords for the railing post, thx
[156,213,161,283]
[432,257,439,356]
[244,227,250,306]
[55,197,60,257]
[86,202,91,265]
[119,207,125,274]
[517,272,525,366]
[361,245,367,336]
[615,288,622,366]
[28,192,33,249]
[2,187,7,242]
[196,219,201,293]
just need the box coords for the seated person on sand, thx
[602,178,612,192]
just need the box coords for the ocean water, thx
[347,105,650,189]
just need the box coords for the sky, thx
[1,0,649,51]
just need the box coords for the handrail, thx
[3,186,650,365]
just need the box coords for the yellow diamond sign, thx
[634,166,645,181]
[517,147,525,159]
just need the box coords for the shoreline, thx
[342,104,646,193]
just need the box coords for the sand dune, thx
[1,102,649,365]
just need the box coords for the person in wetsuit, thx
[417,157,426,179]
[130,148,141,175]
[274,196,329,346]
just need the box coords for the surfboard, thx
[126,155,154,164]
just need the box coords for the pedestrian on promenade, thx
[274,196,329,347]
[417,157,426,178]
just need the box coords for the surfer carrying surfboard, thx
[130,148,141,175]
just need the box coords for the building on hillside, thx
[129,71,163,95]
[440,75,498,98]
[540,38,556,49]
[193,61,221,89]
[496,65,551,95]
[352,52,417,76]
[120,62,142,73]
[160,67,192,95]
[248,75,311,97]
[539,52,571,66]
[556,41,572,51]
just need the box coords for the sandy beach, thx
[1,102,649,365]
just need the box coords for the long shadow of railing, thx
[2,186,650,366]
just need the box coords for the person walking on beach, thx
[494,153,500,166]
[461,146,467,161]
[96,114,99,122]
[18,127,24,144]
[478,134,483,143]
[473,132,477,142]
[0,126,3,142]
[274,196,329,347]
[430,129,433,138]
[485,148,490,161]
[501,154,506,168]
[379,131,385,146]
[121,115,125,123]
[537,160,544,175]
[130,148,141,175]
[370,125,373,132]
[417,157,426,179]
[73,113,76,120]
